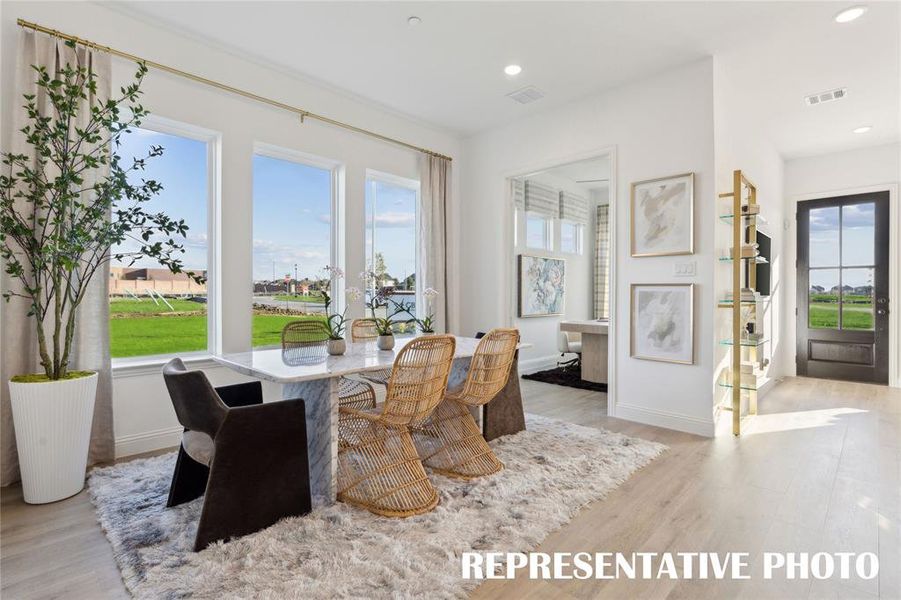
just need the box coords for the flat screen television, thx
[745,227,771,296]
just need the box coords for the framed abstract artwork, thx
[630,283,694,364]
[518,255,565,317]
[630,172,694,257]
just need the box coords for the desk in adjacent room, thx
[559,320,609,384]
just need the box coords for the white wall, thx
[460,59,717,436]
[1,2,463,456]
[712,53,787,416]
[783,143,901,385]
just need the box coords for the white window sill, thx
[112,352,218,379]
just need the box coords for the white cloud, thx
[374,212,415,228]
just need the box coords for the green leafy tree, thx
[0,44,202,380]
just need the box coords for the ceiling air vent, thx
[805,87,847,106]
[507,86,545,105]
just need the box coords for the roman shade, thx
[511,179,525,210]
[559,191,589,224]
[524,180,559,218]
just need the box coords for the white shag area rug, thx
[88,414,666,599]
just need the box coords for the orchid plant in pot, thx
[319,266,360,356]
[397,287,440,334]
[360,268,410,350]
[1,52,202,503]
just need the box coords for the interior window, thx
[560,220,582,254]
[526,213,551,250]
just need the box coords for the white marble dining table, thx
[213,335,499,506]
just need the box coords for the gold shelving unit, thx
[718,169,764,436]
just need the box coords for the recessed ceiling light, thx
[852,125,872,134]
[407,16,422,26]
[504,64,523,76]
[835,5,867,23]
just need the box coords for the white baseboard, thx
[518,354,559,375]
[615,402,715,437]
[115,425,182,458]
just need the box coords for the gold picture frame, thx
[630,283,695,364]
[630,172,694,257]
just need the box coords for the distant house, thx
[110,267,207,281]
[810,285,825,293]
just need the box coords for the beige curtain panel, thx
[1,30,115,486]
[418,155,451,333]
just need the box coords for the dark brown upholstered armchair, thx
[162,358,312,551]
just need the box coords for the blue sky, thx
[112,128,208,271]
[113,128,417,284]
[809,202,875,291]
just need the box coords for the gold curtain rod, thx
[16,18,453,162]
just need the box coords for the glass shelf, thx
[719,213,767,224]
[717,300,759,307]
[718,377,767,392]
[718,255,768,264]
[718,338,768,347]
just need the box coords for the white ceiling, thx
[109,1,899,158]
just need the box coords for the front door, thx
[797,191,890,384]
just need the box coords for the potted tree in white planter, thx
[1,48,202,503]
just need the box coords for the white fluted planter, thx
[9,372,98,504]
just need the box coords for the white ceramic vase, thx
[377,334,395,350]
[327,338,346,355]
[9,372,98,504]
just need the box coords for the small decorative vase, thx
[327,338,346,356]
[377,334,395,350]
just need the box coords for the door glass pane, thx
[841,268,874,330]
[809,206,840,267]
[809,269,839,329]
[841,203,875,266]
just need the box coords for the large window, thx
[109,123,213,359]
[252,148,336,347]
[365,172,418,328]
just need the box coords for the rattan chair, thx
[337,335,456,517]
[412,328,519,479]
[351,318,393,386]
[281,321,376,411]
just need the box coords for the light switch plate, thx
[673,261,696,277]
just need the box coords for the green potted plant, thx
[319,266,360,356]
[397,287,440,334]
[1,49,202,503]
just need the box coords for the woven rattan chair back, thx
[281,320,330,365]
[350,318,379,342]
[451,328,519,407]
[380,335,456,427]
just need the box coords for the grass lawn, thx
[110,298,205,314]
[272,294,324,303]
[109,313,325,358]
[809,302,873,329]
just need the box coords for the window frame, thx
[364,169,421,317]
[110,115,221,369]
[560,219,584,255]
[252,142,344,340]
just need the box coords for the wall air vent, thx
[507,86,545,105]
[804,87,847,106]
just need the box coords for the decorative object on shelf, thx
[518,255,565,317]
[630,284,694,364]
[1,42,201,502]
[630,172,694,257]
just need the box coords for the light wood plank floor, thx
[1,376,898,599]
